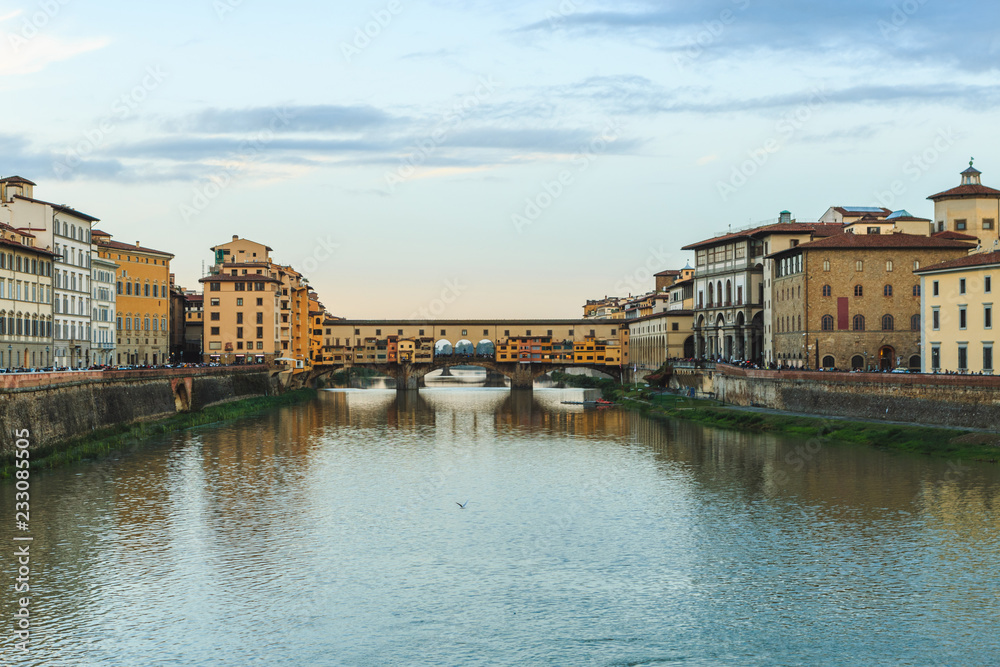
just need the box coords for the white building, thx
[91,244,117,366]
[3,178,97,368]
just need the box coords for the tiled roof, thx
[682,222,842,250]
[767,232,975,258]
[932,230,979,240]
[0,237,57,256]
[833,206,892,217]
[91,229,112,237]
[96,239,174,257]
[198,274,281,284]
[654,269,681,277]
[915,250,1000,274]
[12,194,99,222]
[0,175,37,186]
[927,184,1000,200]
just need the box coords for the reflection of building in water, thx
[492,390,630,437]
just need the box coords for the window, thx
[933,281,939,296]
[911,314,920,331]
[256,312,264,324]
[236,298,244,306]
[986,305,993,329]
[987,276,992,293]
[985,344,994,372]
[959,306,967,329]
[210,298,220,306]
[236,327,243,338]
[823,260,830,272]
[822,284,831,297]
[210,312,220,321]
[884,284,893,297]
[984,219,995,230]
[236,312,243,324]
[913,285,921,297]
[257,327,264,339]
[886,260,893,272]
[854,285,863,297]
[257,298,263,306]
[821,315,834,331]
[853,314,865,331]
[856,260,863,272]
[960,278,967,294]
[956,219,967,231]
[210,282,220,291]
[932,308,940,330]
[958,344,968,371]
[882,314,894,331]
[931,345,940,370]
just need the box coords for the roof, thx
[91,229,112,237]
[766,232,975,258]
[199,274,281,284]
[932,230,979,241]
[625,310,695,325]
[915,250,1000,274]
[654,269,681,277]
[927,184,1000,200]
[834,206,892,216]
[681,222,842,250]
[11,194,99,222]
[0,237,57,257]
[96,238,174,258]
[0,176,37,186]
[212,237,274,252]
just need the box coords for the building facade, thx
[90,250,118,367]
[93,231,174,366]
[768,232,973,371]
[928,163,1000,242]
[0,222,55,369]
[916,250,1000,374]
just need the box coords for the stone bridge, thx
[308,355,622,390]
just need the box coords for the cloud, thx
[164,105,400,134]
[0,33,109,75]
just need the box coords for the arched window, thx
[853,314,865,331]
[913,284,920,297]
[726,280,732,305]
[708,283,714,306]
[854,285,863,297]
[822,315,834,331]
[144,317,150,331]
[886,260,893,272]
[126,283,132,296]
[822,284,831,297]
[851,355,865,370]
[798,315,802,330]
[882,314,894,331]
[911,314,920,331]
[117,281,122,295]
[144,284,150,297]
[822,355,835,369]
[126,317,131,331]
[884,284,893,297]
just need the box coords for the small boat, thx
[560,399,614,406]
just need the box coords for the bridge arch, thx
[434,339,453,356]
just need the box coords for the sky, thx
[2,0,999,318]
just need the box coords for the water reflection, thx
[0,388,998,666]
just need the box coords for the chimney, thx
[232,235,239,241]
[779,210,792,224]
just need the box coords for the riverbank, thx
[618,391,1000,462]
[0,388,317,478]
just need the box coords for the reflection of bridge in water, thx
[313,319,628,391]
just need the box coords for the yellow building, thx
[201,236,281,364]
[308,292,324,366]
[93,230,174,366]
[916,250,1000,373]
[928,162,1000,243]
[0,222,56,369]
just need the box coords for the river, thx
[2,388,999,666]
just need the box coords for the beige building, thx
[0,222,56,369]
[916,250,1000,373]
[627,310,696,377]
[928,162,1000,243]
[201,236,282,364]
[768,232,973,371]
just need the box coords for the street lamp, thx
[46,346,50,368]
[7,344,11,371]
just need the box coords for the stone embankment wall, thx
[706,365,1000,430]
[0,368,282,454]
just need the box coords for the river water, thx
[2,388,999,666]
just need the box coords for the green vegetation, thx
[327,367,382,386]
[0,389,318,478]
[549,370,623,395]
[618,391,1000,462]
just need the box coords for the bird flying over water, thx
[456,501,469,509]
